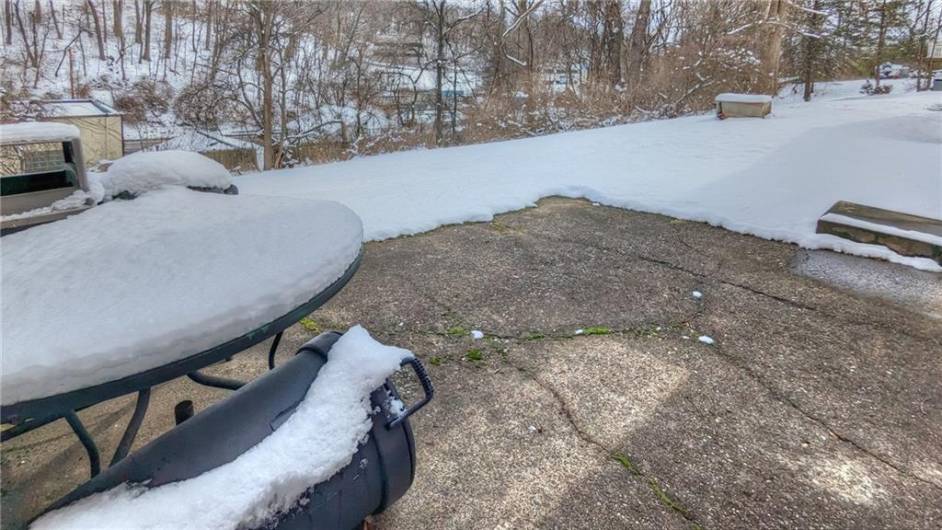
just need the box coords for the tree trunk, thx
[433,0,445,146]
[256,1,275,170]
[874,0,887,88]
[927,2,942,91]
[141,0,151,61]
[916,0,932,90]
[48,0,61,38]
[14,1,38,67]
[68,46,76,97]
[87,0,106,60]
[113,0,125,79]
[802,0,823,101]
[488,0,508,92]
[758,0,787,95]
[625,0,651,92]
[4,0,12,46]
[203,0,211,50]
[601,0,623,88]
[100,0,107,44]
[133,0,140,43]
[162,0,172,59]
[113,0,122,43]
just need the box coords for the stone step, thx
[816,201,942,265]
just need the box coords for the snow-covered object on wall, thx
[0,122,81,145]
[714,93,773,104]
[1,187,363,404]
[102,150,232,196]
[31,326,412,530]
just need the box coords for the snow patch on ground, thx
[698,336,715,345]
[237,83,941,271]
[32,326,412,530]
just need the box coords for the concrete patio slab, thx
[3,198,940,529]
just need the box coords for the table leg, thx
[64,411,100,477]
[267,331,283,370]
[186,371,245,390]
[110,388,151,466]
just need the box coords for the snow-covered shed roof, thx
[0,121,82,145]
[39,99,121,118]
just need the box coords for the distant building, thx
[373,32,423,65]
[928,41,942,60]
[31,99,124,166]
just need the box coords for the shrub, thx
[114,79,174,123]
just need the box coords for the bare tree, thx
[626,0,651,92]
[414,0,480,145]
[47,0,60,38]
[203,0,212,50]
[86,0,107,60]
[4,0,12,46]
[801,0,825,101]
[133,0,141,43]
[113,0,123,43]
[162,0,172,60]
[140,0,152,61]
[114,0,126,79]
[600,0,624,88]
[758,0,789,95]
[13,0,38,68]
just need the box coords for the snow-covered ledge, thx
[715,93,773,118]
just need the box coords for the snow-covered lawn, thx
[238,81,942,271]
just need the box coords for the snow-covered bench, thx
[715,93,772,119]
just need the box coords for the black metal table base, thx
[12,330,288,480]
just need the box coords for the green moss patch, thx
[299,317,321,333]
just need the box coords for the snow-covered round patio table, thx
[1,187,363,436]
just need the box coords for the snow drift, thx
[237,82,942,271]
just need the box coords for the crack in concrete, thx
[394,300,708,527]
[522,230,936,341]
[503,355,706,529]
[704,340,942,493]
[526,229,819,312]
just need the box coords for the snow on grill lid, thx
[104,150,233,196]
[31,325,412,530]
[0,121,81,145]
[714,93,773,104]
[0,187,363,405]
